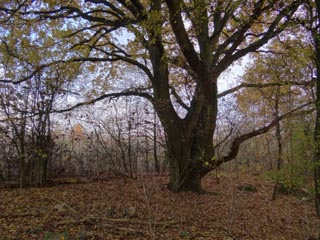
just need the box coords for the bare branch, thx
[213,0,301,74]
[53,88,154,113]
[217,102,314,165]
[169,86,190,111]
[165,0,202,75]
[218,80,315,98]
[72,55,154,81]
[0,60,67,84]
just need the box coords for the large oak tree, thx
[0,0,304,192]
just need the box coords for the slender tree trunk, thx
[34,135,49,187]
[19,153,26,188]
[313,0,320,218]
[145,135,149,173]
[314,73,320,217]
[313,37,320,217]
[128,120,133,178]
[153,111,160,174]
[19,131,26,188]
[272,87,282,201]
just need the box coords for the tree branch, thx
[0,60,67,84]
[229,1,301,64]
[72,55,154,81]
[169,86,190,111]
[213,0,301,75]
[217,102,314,165]
[84,0,125,17]
[53,89,154,113]
[218,80,315,98]
[164,0,202,75]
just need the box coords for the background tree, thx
[294,0,320,218]
[309,0,320,218]
[235,37,315,199]
[0,17,81,186]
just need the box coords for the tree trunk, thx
[153,111,160,174]
[31,134,52,187]
[313,0,320,218]
[19,133,26,188]
[314,58,320,217]
[165,88,217,193]
[19,154,26,188]
[168,161,204,193]
[39,156,48,187]
[147,1,218,192]
[272,86,282,201]
[166,131,214,193]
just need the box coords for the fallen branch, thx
[0,211,41,218]
[44,197,77,214]
[55,215,175,228]
[55,217,145,235]
[106,224,143,234]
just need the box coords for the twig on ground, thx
[55,215,175,228]
[43,197,78,213]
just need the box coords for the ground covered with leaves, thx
[0,173,319,240]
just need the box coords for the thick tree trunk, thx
[166,131,215,193]
[147,0,219,192]
[167,160,205,193]
[165,89,217,193]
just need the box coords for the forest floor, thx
[0,173,320,240]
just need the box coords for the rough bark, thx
[165,76,217,192]
[166,131,212,193]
